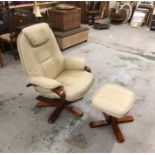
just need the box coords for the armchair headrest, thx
[22,23,51,47]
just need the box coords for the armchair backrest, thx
[17,23,64,79]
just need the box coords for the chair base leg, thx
[89,120,109,128]
[48,105,84,124]
[90,114,134,143]
[35,97,84,124]
[48,106,64,124]
[36,101,59,107]
[65,106,84,117]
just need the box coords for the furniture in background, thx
[136,8,152,26]
[0,11,10,35]
[48,5,81,31]
[69,2,109,24]
[1,1,58,26]
[8,1,57,10]
[48,3,88,50]
[87,2,102,25]
[137,1,154,26]
[86,2,109,25]
[94,19,110,30]
[0,15,28,60]
[90,84,135,143]
[92,2,110,30]
[87,10,101,25]
[73,2,88,24]
[130,11,146,28]
[150,4,155,30]
[53,27,89,50]
[129,1,137,22]
[0,2,13,35]
[66,2,88,24]
[119,3,133,22]
[110,8,127,23]
[0,48,3,67]
[17,23,94,123]
[0,1,61,37]
[150,14,155,30]
[130,1,154,28]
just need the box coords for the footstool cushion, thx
[92,84,135,118]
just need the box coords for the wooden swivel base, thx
[90,113,134,143]
[36,96,83,124]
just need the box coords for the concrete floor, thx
[0,24,155,152]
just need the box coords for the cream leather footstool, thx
[90,84,135,143]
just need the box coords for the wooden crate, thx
[48,7,81,31]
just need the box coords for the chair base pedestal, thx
[90,113,134,143]
[48,105,64,124]
[36,97,83,124]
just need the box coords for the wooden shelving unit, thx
[9,1,58,9]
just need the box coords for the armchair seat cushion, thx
[56,70,94,101]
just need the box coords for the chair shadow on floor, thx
[64,115,116,153]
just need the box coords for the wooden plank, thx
[9,2,58,9]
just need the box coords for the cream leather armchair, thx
[17,23,94,123]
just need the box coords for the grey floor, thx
[0,24,155,153]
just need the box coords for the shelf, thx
[9,2,58,9]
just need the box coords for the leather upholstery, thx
[22,24,51,47]
[56,70,93,101]
[64,56,86,70]
[17,23,94,101]
[92,84,135,118]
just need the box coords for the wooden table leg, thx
[0,48,3,68]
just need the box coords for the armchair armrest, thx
[64,56,86,70]
[27,76,63,90]
[84,66,91,73]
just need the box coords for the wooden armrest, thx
[52,86,65,101]
[84,66,91,73]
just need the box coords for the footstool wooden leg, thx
[111,117,125,143]
[117,115,134,123]
[90,120,109,128]
[48,106,64,124]
[65,106,83,117]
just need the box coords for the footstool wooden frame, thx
[90,113,134,143]
[89,84,135,143]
